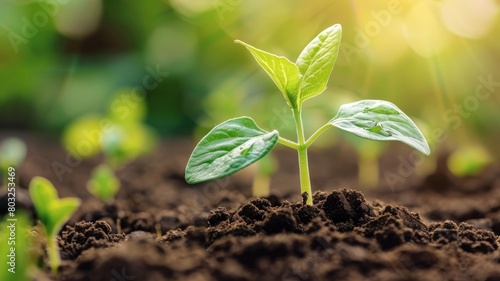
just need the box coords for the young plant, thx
[63,89,157,202]
[185,24,430,205]
[343,133,387,188]
[0,138,27,187]
[252,154,278,197]
[86,164,120,202]
[29,177,81,273]
[447,144,493,177]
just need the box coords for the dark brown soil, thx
[1,134,500,281]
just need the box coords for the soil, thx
[1,134,500,281]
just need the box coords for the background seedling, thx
[251,154,278,197]
[185,24,430,205]
[29,177,81,273]
[101,123,156,169]
[344,135,386,188]
[63,89,157,202]
[86,164,120,203]
[0,138,27,187]
[448,144,493,177]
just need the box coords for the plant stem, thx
[252,172,271,197]
[47,236,61,274]
[358,152,379,188]
[277,136,299,149]
[293,108,313,205]
[305,123,331,147]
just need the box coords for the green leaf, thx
[235,40,301,107]
[186,116,278,184]
[62,115,104,159]
[87,164,120,202]
[29,177,81,236]
[296,24,342,104]
[329,100,430,155]
[29,177,58,223]
[47,198,81,237]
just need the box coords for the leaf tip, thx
[73,197,82,207]
[29,176,51,189]
[422,145,431,156]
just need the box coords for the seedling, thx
[252,154,277,197]
[63,89,157,202]
[29,177,81,273]
[86,164,120,202]
[343,133,387,188]
[185,24,430,205]
[0,138,27,186]
[448,144,493,177]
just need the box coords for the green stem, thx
[305,123,331,147]
[358,152,379,188]
[293,108,313,205]
[252,172,271,197]
[47,236,61,274]
[277,136,299,150]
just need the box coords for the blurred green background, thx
[0,0,499,160]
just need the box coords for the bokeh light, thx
[441,0,499,39]
[0,0,498,160]
[402,1,452,57]
[55,0,103,39]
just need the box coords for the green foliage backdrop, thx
[0,0,499,158]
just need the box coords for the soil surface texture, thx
[1,135,499,281]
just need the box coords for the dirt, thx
[1,134,500,281]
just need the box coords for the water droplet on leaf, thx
[366,123,392,137]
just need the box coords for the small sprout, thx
[185,24,430,205]
[102,123,157,168]
[62,89,156,163]
[448,145,493,177]
[29,177,81,273]
[356,140,385,188]
[341,131,387,188]
[87,164,120,202]
[0,138,27,186]
[101,126,127,167]
[252,154,278,197]
[62,115,104,159]
[63,89,157,202]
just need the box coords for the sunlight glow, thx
[367,17,408,65]
[402,1,452,57]
[441,0,499,39]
